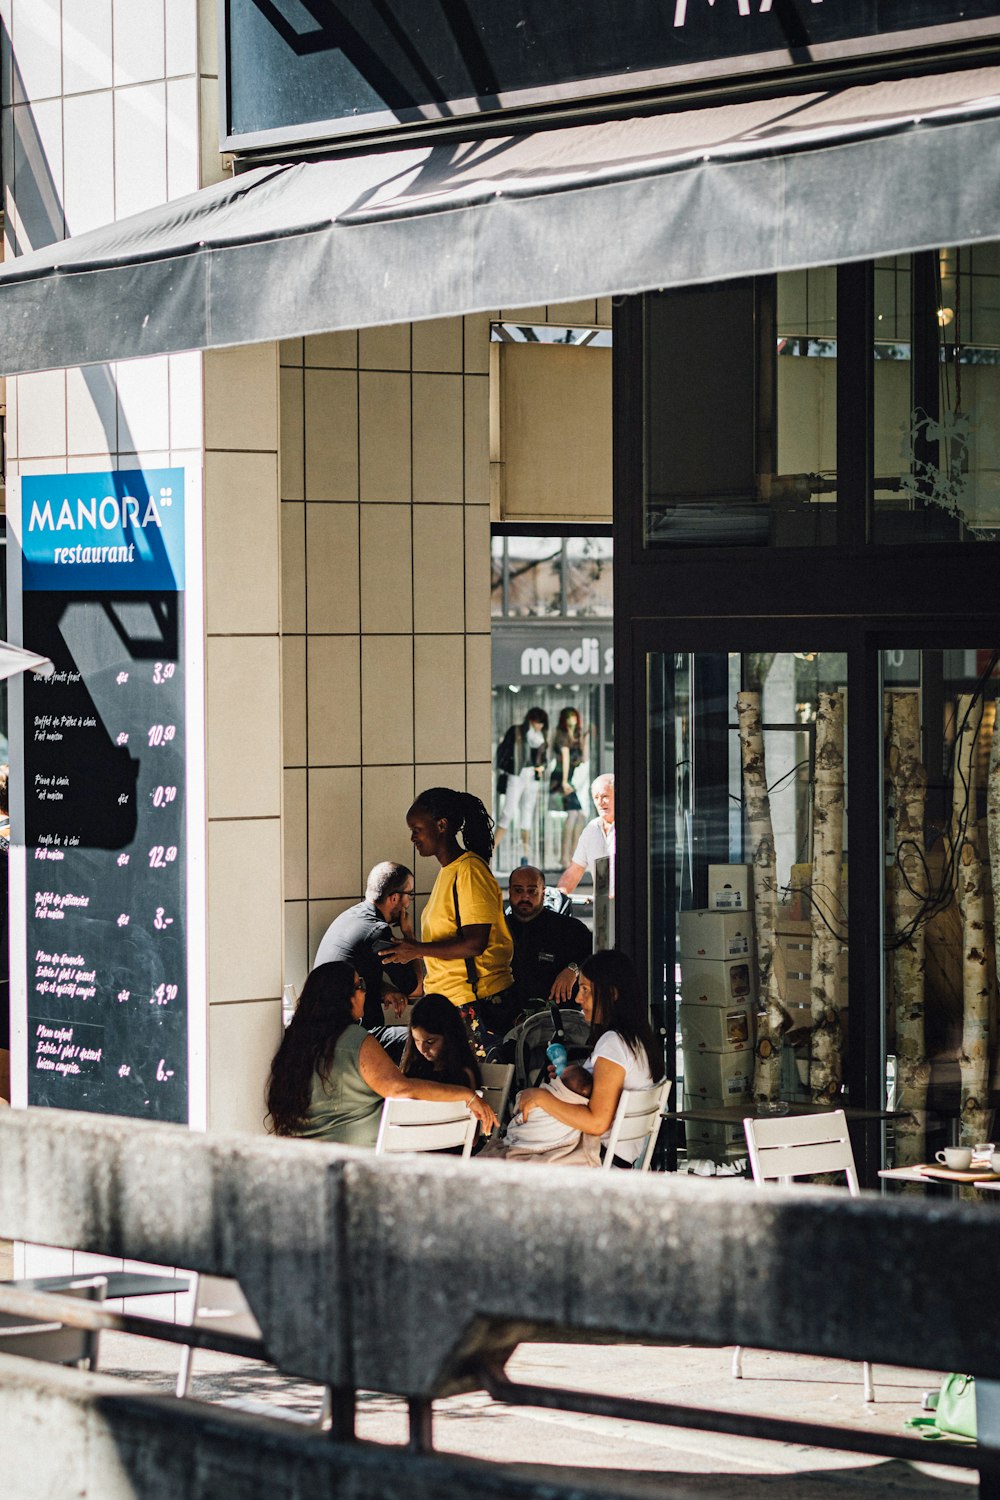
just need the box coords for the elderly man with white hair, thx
[557,773,615,899]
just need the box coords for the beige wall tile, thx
[552,299,598,324]
[596,297,613,326]
[305,330,358,368]
[279,338,303,367]
[412,373,463,503]
[14,369,66,458]
[359,371,411,502]
[463,375,489,504]
[466,761,494,814]
[116,356,171,452]
[412,317,463,373]
[281,634,306,766]
[304,367,359,501]
[359,323,410,370]
[204,343,278,452]
[283,767,307,901]
[360,503,413,634]
[199,76,226,187]
[413,636,465,763]
[283,901,309,996]
[208,999,282,1134]
[305,503,359,632]
[307,766,362,899]
[463,504,491,633]
[279,366,304,501]
[361,764,419,878]
[206,636,281,820]
[308,898,356,964]
[464,634,493,764]
[412,505,464,633]
[280,500,306,633]
[65,365,116,458]
[501,307,546,322]
[463,314,491,375]
[208,818,283,1002]
[307,634,361,765]
[204,450,280,635]
[168,351,204,452]
[361,636,414,764]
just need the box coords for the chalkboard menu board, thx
[9,468,197,1123]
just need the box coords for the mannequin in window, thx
[495,707,549,866]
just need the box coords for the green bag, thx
[906,1374,977,1442]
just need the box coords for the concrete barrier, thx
[3,1106,1000,1497]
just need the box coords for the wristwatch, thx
[567,963,581,977]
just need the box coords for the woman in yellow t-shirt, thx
[381,787,515,1058]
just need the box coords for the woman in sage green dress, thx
[265,961,497,1146]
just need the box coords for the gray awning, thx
[3,64,1000,373]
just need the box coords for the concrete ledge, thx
[0,1355,648,1500]
[2,1108,1000,1398]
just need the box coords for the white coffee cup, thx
[991,1151,1000,1174]
[936,1147,973,1170]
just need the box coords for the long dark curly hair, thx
[265,961,359,1135]
[409,786,496,863]
[583,950,663,1083]
[400,993,482,1088]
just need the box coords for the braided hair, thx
[409,787,496,863]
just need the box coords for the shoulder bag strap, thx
[451,866,479,999]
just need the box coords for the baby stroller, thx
[505,1002,592,1094]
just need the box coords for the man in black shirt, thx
[313,862,419,1030]
[507,865,591,1011]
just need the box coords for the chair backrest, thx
[375,1096,478,1158]
[0,1275,106,1367]
[602,1078,673,1172]
[743,1109,860,1194]
[479,1063,515,1126]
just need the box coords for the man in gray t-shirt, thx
[313,862,419,1030]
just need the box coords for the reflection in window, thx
[650,651,849,1167]
[491,534,613,619]
[884,648,1000,1169]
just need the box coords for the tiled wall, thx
[279,318,494,992]
[2,0,284,1139]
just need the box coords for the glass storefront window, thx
[564,537,613,616]
[649,650,848,1166]
[883,648,1000,1166]
[874,249,1000,543]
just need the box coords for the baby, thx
[502,1061,592,1153]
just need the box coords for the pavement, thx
[94,1329,970,1497]
[1,1238,973,1496]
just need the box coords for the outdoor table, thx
[665,1103,901,1127]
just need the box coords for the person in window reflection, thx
[495,707,549,867]
[558,773,615,901]
[550,707,589,866]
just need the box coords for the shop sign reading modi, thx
[6,468,206,1125]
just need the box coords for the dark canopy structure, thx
[2,64,1000,372]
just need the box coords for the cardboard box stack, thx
[678,906,756,1162]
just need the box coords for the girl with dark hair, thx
[517,949,663,1166]
[495,706,549,865]
[401,993,483,1090]
[265,960,497,1144]
[380,787,516,1059]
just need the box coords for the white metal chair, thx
[375,1096,478,1158]
[480,1063,515,1127]
[175,1274,262,1398]
[602,1079,673,1172]
[734,1109,874,1402]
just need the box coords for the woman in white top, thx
[518,949,663,1166]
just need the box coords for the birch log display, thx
[888,690,929,1167]
[737,690,789,1101]
[809,691,845,1104]
[953,692,990,1147]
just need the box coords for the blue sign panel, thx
[21,468,185,593]
[15,465,191,1124]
